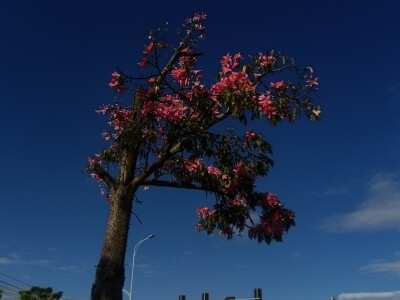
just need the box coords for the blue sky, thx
[1,1,400,300]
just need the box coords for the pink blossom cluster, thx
[185,13,207,38]
[183,157,201,172]
[209,53,254,102]
[178,48,197,69]
[243,129,262,148]
[211,73,253,100]
[138,41,156,68]
[171,48,201,87]
[270,80,286,90]
[206,165,222,177]
[96,104,132,132]
[255,93,277,119]
[249,209,295,242]
[171,68,189,87]
[197,206,214,219]
[182,159,225,186]
[101,131,118,141]
[229,197,245,207]
[221,53,242,74]
[108,108,132,131]
[138,40,166,68]
[259,193,281,209]
[142,94,188,123]
[244,128,262,142]
[223,161,255,196]
[258,52,276,69]
[108,72,128,94]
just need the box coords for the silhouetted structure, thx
[178,288,262,300]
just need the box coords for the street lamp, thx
[123,234,155,300]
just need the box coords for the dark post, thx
[254,288,262,300]
[179,295,186,300]
[202,292,209,300]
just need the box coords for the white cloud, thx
[322,172,400,232]
[339,291,400,300]
[360,259,400,276]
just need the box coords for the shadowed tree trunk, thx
[91,186,136,300]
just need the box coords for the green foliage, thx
[19,287,63,300]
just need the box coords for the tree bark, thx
[91,186,135,300]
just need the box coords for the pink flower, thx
[108,72,128,94]
[270,81,286,89]
[185,13,207,27]
[178,48,197,69]
[306,76,319,88]
[257,94,277,119]
[184,158,201,172]
[244,129,262,147]
[312,109,321,116]
[171,68,189,87]
[263,193,281,208]
[108,72,121,88]
[91,173,102,182]
[143,41,155,55]
[229,197,245,207]
[220,53,241,74]
[96,104,109,115]
[109,108,132,131]
[138,57,149,68]
[207,165,222,177]
[142,94,188,123]
[210,70,253,101]
[197,207,214,219]
[258,52,276,68]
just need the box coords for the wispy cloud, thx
[360,259,400,276]
[0,253,87,273]
[321,172,400,232]
[0,254,20,265]
[53,264,87,273]
[0,254,49,267]
[338,291,400,300]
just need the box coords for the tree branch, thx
[128,141,184,190]
[142,179,205,191]
[93,163,116,189]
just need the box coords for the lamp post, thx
[123,234,155,300]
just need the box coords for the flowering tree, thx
[88,13,320,300]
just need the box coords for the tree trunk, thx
[91,186,135,300]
